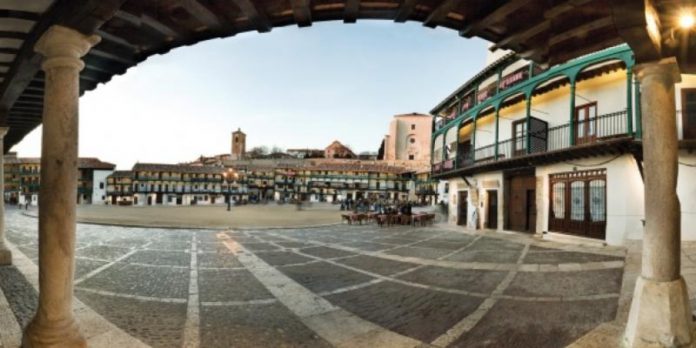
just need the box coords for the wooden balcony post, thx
[494,107,500,160]
[635,78,643,138]
[569,80,577,146]
[472,114,478,162]
[525,94,532,154]
[626,69,634,135]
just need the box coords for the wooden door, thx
[575,102,597,145]
[457,191,468,226]
[683,88,696,139]
[548,170,606,239]
[508,175,536,233]
[486,190,498,229]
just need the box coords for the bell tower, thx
[231,128,246,160]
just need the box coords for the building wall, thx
[677,74,696,140]
[91,170,112,205]
[679,152,696,240]
[384,114,432,162]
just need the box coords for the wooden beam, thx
[548,16,614,46]
[178,0,225,29]
[0,10,40,21]
[544,0,594,19]
[290,0,312,27]
[423,0,459,28]
[490,20,549,51]
[460,0,528,38]
[0,48,19,55]
[231,0,272,32]
[142,14,182,38]
[344,0,360,23]
[394,0,417,23]
[96,29,139,51]
[90,38,137,65]
[113,9,141,26]
[0,32,27,40]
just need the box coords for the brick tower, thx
[231,128,246,161]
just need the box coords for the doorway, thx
[575,102,597,145]
[486,190,498,229]
[682,88,696,139]
[457,191,468,226]
[548,169,606,239]
[504,169,537,233]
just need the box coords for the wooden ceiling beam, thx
[0,10,40,22]
[96,29,140,54]
[142,14,182,38]
[231,0,272,32]
[490,21,550,52]
[394,0,417,23]
[344,0,360,23]
[544,0,594,19]
[177,0,225,30]
[113,9,142,26]
[460,0,529,38]
[0,32,27,40]
[90,38,137,65]
[548,16,614,46]
[290,0,312,28]
[0,48,19,55]
[423,0,459,28]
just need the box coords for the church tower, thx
[231,128,246,161]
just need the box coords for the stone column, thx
[23,25,100,348]
[0,127,11,265]
[624,57,693,347]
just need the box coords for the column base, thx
[22,316,86,348]
[0,246,11,265]
[624,276,694,347]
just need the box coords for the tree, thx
[247,146,268,158]
[270,145,284,154]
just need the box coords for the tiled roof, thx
[110,170,133,178]
[303,162,411,175]
[78,158,116,170]
[4,157,115,169]
[133,163,224,174]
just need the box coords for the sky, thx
[12,21,488,169]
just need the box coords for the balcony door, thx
[512,119,526,156]
[575,102,597,145]
[683,88,696,139]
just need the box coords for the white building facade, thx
[432,44,696,246]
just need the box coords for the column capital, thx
[633,57,682,85]
[34,25,100,71]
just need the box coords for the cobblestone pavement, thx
[0,209,630,348]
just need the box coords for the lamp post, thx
[223,168,238,211]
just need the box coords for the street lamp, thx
[679,9,695,29]
[223,168,238,211]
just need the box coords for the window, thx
[409,138,415,144]
[409,155,415,160]
[512,119,527,154]
[99,182,104,189]
[682,88,696,139]
[411,124,415,130]
[444,183,449,194]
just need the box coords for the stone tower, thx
[231,128,246,161]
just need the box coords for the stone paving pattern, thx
[0,209,632,347]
